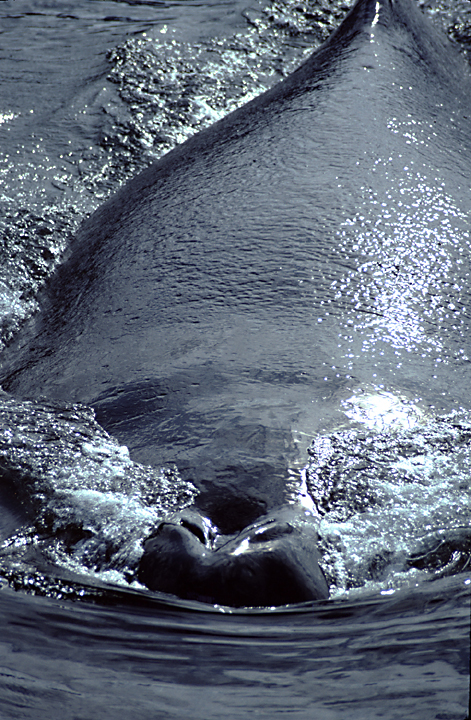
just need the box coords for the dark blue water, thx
[0,575,469,720]
[0,1,470,717]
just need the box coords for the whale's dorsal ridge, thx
[2,0,471,607]
[297,0,468,90]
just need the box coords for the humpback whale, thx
[1,0,471,605]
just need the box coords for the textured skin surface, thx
[2,0,471,603]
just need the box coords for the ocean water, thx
[0,0,470,718]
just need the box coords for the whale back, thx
[2,0,471,525]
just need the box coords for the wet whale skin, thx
[1,0,471,600]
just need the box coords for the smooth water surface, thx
[0,574,469,720]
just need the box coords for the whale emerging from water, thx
[1,0,471,605]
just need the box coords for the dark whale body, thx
[138,507,328,606]
[2,0,471,605]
